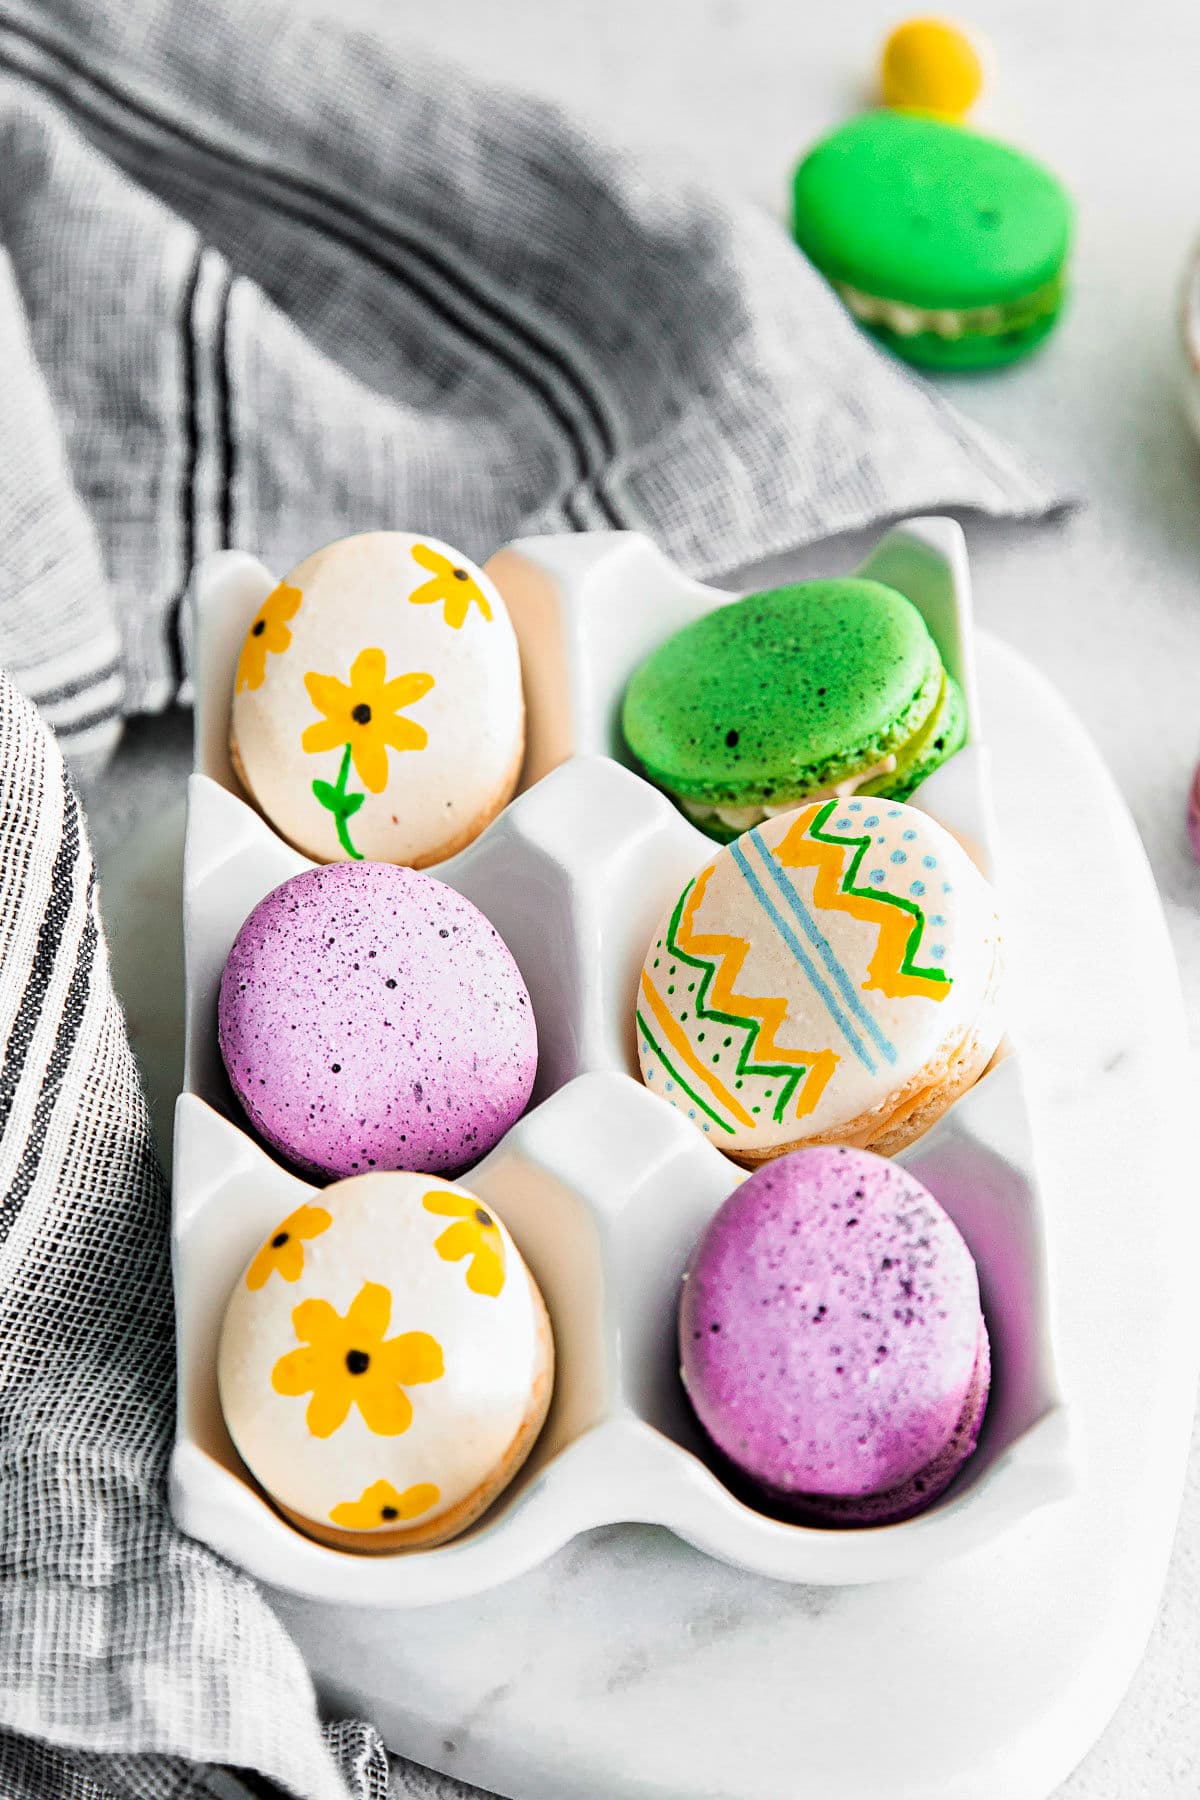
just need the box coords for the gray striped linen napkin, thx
[0,0,1065,782]
[0,2,1069,1796]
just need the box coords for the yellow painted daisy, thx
[245,1203,332,1291]
[302,648,433,794]
[329,1477,441,1530]
[271,1280,443,1438]
[409,543,493,630]
[236,581,302,692]
[423,1190,506,1297]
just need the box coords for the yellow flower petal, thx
[379,670,436,710]
[291,1297,341,1345]
[348,647,388,693]
[422,1190,477,1221]
[465,1242,505,1297]
[377,714,429,756]
[329,1479,441,1529]
[304,670,354,717]
[271,1344,318,1398]
[384,1330,444,1387]
[307,1383,352,1439]
[411,543,451,577]
[346,1281,392,1340]
[356,1381,414,1437]
[301,718,351,757]
[350,732,390,794]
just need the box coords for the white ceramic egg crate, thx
[171,518,1073,1605]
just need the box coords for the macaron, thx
[679,1146,990,1526]
[230,531,525,866]
[636,796,1002,1162]
[218,862,537,1178]
[622,579,965,840]
[218,1170,553,1550]
[792,111,1071,370]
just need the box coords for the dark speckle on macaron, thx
[218,862,537,1180]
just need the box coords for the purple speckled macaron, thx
[218,862,537,1179]
[679,1146,989,1527]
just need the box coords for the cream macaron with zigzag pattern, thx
[636,796,1002,1162]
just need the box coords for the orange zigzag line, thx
[774,804,949,1002]
[677,867,838,1123]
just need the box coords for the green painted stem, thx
[309,742,364,860]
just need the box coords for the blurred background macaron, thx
[622,578,965,840]
[792,110,1072,370]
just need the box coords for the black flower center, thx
[452,567,469,581]
[271,1232,289,1249]
[381,1505,398,1520]
[352,703,372,724]
[251,619,266,636]
[474,1208,493,1227]
[345,1349,370,1375]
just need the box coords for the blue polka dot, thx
[910,880,926,897]
[902,829,917,841]
[943,882,954,895]
[887,808,902,818]
[868,868,886,885]
[688,1109,696,1120]
[666,1081,675,1094]
[864,815,879,828]
[836,817,853,831]
[923,855,937,870]
[930,944,945,960]
[932,914,946,927]
[703,1121,710,1132]
[848,801,863,812]
[876,835,886,844]
[890,850,907,865]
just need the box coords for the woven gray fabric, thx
[0,667,395,1796]
[0,0,1064,774]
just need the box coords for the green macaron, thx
[792,111,1072,370]
[622,578,966,841]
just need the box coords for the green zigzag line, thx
[657,881,806,1127]
[807,799,951,990]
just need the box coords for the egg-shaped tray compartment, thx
[170,519,1073,1606]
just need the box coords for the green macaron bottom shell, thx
[836,270,1067,370]
[621,579,965,835]
[862,671,967,798]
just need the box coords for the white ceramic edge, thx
[170,522,1074,1605]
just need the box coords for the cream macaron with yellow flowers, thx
[230,531,524,867]
[218,1171,553,1551]
[636,796,1002,1163]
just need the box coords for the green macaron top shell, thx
[622,579,948,809]
[792,111,1071,311]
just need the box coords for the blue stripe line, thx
[748,830,899,1068]
[728,841,878,1074]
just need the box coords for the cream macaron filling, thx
[835,273,1064,341]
